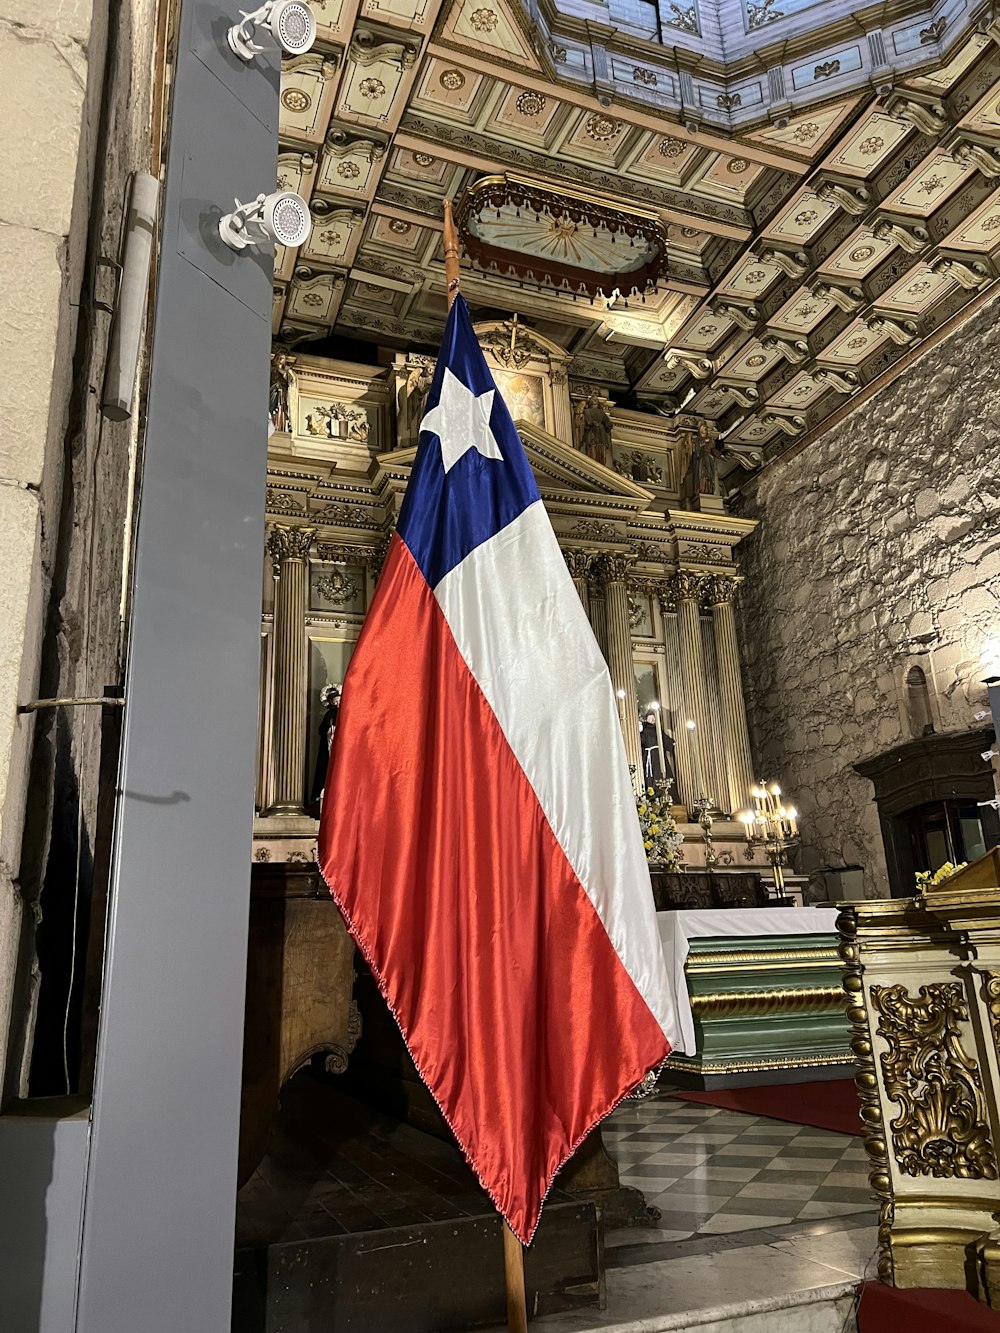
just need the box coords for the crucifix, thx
[506,312,521,361]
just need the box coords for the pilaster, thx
[705,575,756,816]
[265,524,315,815]
[600,553,643,784]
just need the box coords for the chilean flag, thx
[318,296,678,1244]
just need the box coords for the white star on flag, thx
[419,368,503,474]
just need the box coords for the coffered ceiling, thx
[272,0,1000,461]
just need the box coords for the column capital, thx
[598,552,636,584]
[629,575,675,614]
[702,574,739,608]
[669,569,705,604]
[267,523,315,571]
[562,548,593,580]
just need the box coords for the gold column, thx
[706,575,755,815]
[587,570,609,664]
[563,549,591,618]
[671,570,713,803]
[266,524,315,815]
[658,584,697,811]
[699,612,731,814]
[601,553,643,784]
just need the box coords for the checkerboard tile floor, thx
[604,1093,875,1239]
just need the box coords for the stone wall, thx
[0,0,159,1092]
[736,292,1000,900]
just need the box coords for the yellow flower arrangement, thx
[634,781,683,869]
[914,861,967,894]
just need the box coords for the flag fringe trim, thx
[318,859,671,1248]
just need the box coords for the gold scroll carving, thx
[871,981,998,1182]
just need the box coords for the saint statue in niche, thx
[573,390,613,466]
[269,349,293,434]
[403,361,435,445]
[639,711,676,789]
[310,682,341,808]
[680,418,724,507]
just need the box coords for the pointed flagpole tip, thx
[443,199,461,310]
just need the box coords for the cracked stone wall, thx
[736,291,1000,900]
[0,0,158,1090]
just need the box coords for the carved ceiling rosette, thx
[454,172,669,301]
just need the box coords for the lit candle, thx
[738,810,754,844]
[787,806,798,836]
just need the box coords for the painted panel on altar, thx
[492,369,546,429]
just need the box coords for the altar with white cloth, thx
[655,907,852,1087]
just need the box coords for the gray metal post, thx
[74,2,278,1327]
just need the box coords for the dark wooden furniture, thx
[855,728,1000,897]
[234,1074,602,1332]
[649,869,768,911]
[238,860,359,1186]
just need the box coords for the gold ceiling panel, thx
[878,264,956,315]
[719,257,783,299]
[820,320,889,365]
[817,228,895,280]
[301,204,366,265]
[437,0,541,71]
[883,153,974,216]
[767,372,830,411]
[721,340,783,380]
[629,133,702,185]
[312,0,355,44]
[946,190,1000,251]
[910,33,991,91]
[360,0,437,31]
[824,111,913,179]
[769,289,835,334]
[315,131,388,198]
[280,54,342,144]
[272,3,1000,460]
[409,57,488,120]
[766,189,839,245]
[745,101,860,160]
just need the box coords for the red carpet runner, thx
[672,1078,863,1136]
[857,1283,1000,1332]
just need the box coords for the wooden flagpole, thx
[442,198,463,310]
[441,197,530,1333]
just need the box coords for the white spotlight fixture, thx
[219,190,311,252]
[227,0,316,60]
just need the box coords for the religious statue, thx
[680,418,724,507]
[310,682,341,808]
[639,711,676,789]
[269,349,294,434]
[573,390,613,467]
[403,361,435,445]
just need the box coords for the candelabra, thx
[697,801,718,868]
[738,781,800,901]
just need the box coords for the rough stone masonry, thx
[736,291,1000,899]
